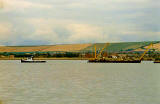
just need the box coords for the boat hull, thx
[88,59,141,63]
[21,60,46,63]
[154,61,160,63]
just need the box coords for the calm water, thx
[0,60,160,104]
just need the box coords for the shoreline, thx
[0,58,91,60]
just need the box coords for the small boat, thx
[21,57,46,63]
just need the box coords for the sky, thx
[0,0,159,46]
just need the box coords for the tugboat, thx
[21,56,46,63]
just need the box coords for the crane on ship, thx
[88,42,154,63]
[139,43,153,61]
[94,43,110,59]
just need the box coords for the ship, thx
[21,57,46,63]
[88,43,153,63]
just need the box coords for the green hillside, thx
[83,41,159,53]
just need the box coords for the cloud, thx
[2,0,52,12]
[0,0,4,9]
[52,0,153,12]
[66,24,107,43]
[0,22,11,39]
[27,18,152,44]
[25,18,121,44]
[0,0,159,45]
[0,16,159,45]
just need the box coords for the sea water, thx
[0,60,160,104]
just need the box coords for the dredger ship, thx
[88,43,153,63]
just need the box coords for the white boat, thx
[21,57,46,63]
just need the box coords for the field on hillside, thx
[152,43,160,51]
[0,41,159,53]
[83,41,159,52]
[0,44,92,52]
[135,42,160,52]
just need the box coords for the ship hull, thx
[154,61,160,63]
[88,60,141,63]
[21,60,46,63]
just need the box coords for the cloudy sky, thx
[0,0,159,45]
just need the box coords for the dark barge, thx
[88,59,141,63]
[154,60,160,63]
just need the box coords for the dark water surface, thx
[0,60,160,104]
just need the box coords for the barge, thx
[87,42,153,64]
[154,60,160,63]
[88,59,141,63]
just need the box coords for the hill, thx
[0,41,159,53]
[0,44,92,52]
[83,41,160,53]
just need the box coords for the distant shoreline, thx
[0,58,91,60]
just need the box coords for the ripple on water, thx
[0,60,160,104]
